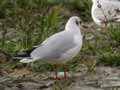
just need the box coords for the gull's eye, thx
[79,21,82,24]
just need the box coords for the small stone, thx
[0,84,5,90]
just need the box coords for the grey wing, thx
[94,1,120,22]
[31,31,76,60]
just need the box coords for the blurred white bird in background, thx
[14,16,87,80]
[91,0,120,27]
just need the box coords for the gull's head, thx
[65,16,84,31]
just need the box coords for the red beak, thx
[81,23,89,29]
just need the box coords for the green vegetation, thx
[0,0,92,52]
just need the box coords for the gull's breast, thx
[59,34,82,62]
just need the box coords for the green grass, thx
[98,24,120,66]
[0,0,92,54]
[0,0,63,54]
[99,54,120,66]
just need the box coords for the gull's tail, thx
[20,57,37,63]
[114,16,120,22]
[12,47,37,63]
[116,19,120,22]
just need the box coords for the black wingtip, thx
[13,47,36,60]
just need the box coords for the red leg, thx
[63,64,67,80]
[49,64,67,80]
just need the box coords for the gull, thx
[91,0,120,27]
[15,16,86,80]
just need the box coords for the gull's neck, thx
[92,1,97,18]
[65,22,81,35]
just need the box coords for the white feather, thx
[20,58,37,63]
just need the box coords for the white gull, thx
[20,16,85,80]
[92,0,120,27]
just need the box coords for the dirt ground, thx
[0,65,120,90]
